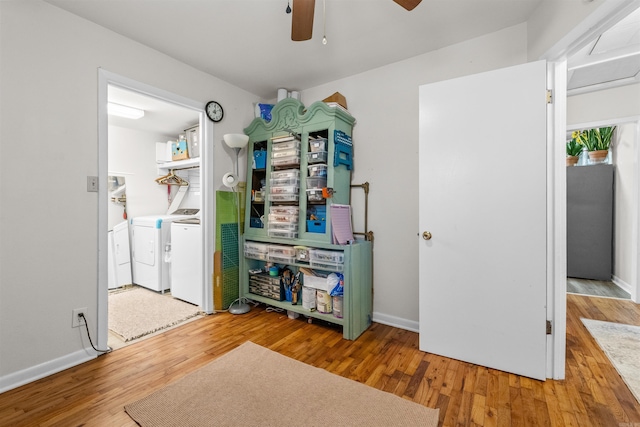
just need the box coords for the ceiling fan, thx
[291,0,422,41]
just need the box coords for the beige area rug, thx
[582,318,640,403]
[125,341,439,427]
[109,287,201,342]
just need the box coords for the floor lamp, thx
[222,133,251,315]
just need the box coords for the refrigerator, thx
[566,164,614,280]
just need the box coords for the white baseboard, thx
[612,275,636,301]
[372,312,419,333]
[0,348,95,394]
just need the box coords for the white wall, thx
[527,0,606,60]
[107,126,175,230]
[301,24,529,330]
[612,122,637,292]
[0,0,258,390]
[567,84,640,124]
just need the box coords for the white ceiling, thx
[108,85,199,136]
[567,6,640,94]
[52,0,638,135]
[46,0,543,99]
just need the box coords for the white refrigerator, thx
[170,220,202,306]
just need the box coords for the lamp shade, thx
[223,133,249,149]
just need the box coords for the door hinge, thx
[546,320,552,335]
[546,89,553,104]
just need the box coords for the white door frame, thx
[541,0,640,379]
[97,69,215,351]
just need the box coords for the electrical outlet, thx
[72,308,87,328]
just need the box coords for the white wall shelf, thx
[157,157,200,173]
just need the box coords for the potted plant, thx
[576,126,616,163]
[566,131,583,166]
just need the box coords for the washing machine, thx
[130,208,199,292]
[108,221,132,289]
[170,218,202,306]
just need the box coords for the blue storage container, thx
[253,150,266,169]
[307,220,326,233]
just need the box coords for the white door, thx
[418,61,548,380]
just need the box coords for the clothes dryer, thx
[130,209,199,292]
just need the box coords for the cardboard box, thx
[171,140,189,161]
[322,92,347,109]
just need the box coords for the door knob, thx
[422,231,432,240]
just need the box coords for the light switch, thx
[87,176,98,192]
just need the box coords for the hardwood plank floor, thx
[0,294,639,426]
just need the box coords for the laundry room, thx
[106,85,204,350]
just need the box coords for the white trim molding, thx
[0,349,95,394]
[373,312,419,333]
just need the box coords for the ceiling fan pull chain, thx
[322,0,327,45]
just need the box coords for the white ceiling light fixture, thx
[108,102,145,119]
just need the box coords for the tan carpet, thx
[125,341,439,427]
[582,318,640,403]
[109,286,201,342]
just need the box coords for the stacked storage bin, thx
[306,137,328,233]
[249,272,284,301]
[269,135,301,239]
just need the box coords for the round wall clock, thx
[205,101,224,122]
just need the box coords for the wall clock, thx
[205,101,224,122]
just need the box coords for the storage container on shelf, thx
[306,220,326,233]
[302,274,330,292]
[269,255,296,264]
[307,151,328,164]
[270,206,300,215]
[270,185,299,194]
[308,248,345,264]
[309,138,327,153]
[252,189,265,202]
[270,177,300,187]
[268,213,298,223]
[308,164,328,178]
[244,250,268,260]
[306,177,327,189]
[268,229,298,239]
[268,244,297,257]
[269,221,299,231]
[271,169,300,179]
[244,241,269,254]
[249,273,284,301]
[306,189,324,202]
[271,148,300,158]
[272,155,300,167]
[272,139,301,151]
[294,245,309,262]
[309,260,345,271]
[269,193,299,203]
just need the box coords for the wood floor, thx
[1,294,639,427]
[567,277,631,299]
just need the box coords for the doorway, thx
[106,85,204,350]
[565,119,638,301]
[563,5,640,302]
[97,69,215,353]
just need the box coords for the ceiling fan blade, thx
[393,0,422,11]
[291,0,315,41]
